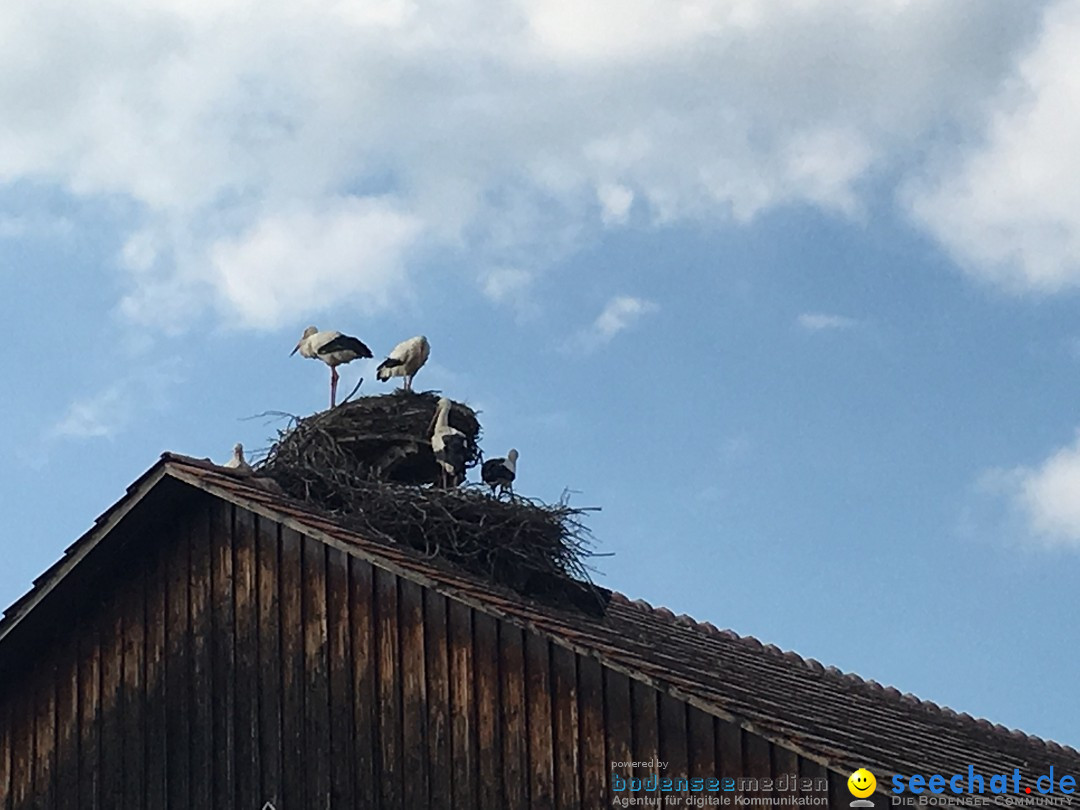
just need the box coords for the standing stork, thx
[430,397,467,487]
[223,443,253,474]
[481,449,518,496]
[376,335,430,392]
[291,326,373,407]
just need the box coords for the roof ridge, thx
[608,591,1076,757]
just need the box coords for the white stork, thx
[376,335,430,392]
[223,443,253,474]
[430,397,467,487]
[291,326,373,407]
[481,449,518,496]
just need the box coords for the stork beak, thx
[290,342,301,356]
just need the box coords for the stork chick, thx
[482,449,518,496]
[376,335,430,392]
[223,443,253,474]
[431,397,467,488]
[291,326,373,407]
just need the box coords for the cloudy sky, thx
[4,0,1080,745]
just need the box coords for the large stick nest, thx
[259,393,607,615]
[264,391,481,486]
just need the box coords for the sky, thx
[3,0,1080,747]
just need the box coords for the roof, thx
[3,452,1078,799]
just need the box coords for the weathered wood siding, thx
[0,496,844,808]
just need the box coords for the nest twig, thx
[257,392,607,613]
[262,391,481,486]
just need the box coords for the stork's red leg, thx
[331,367,340,407]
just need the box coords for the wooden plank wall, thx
[0,497,844,809]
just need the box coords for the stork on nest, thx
[223,443,253,474]
[261,392,480,487]
[257,393,607,614]
[431,396,467,488]
[482,449,518,496]
[291,326,373,407]
[376,335,430,392]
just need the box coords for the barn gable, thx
[0,453,1078,809]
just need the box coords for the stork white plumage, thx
[376,335,430,392]
[291,326,373,407]
[431,396,467,487]
[481,448,518,496]
[223,443,253,474]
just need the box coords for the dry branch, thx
[258,392,606,613]
[262,391,481,486]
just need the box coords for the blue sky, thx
[4,0,1080,746]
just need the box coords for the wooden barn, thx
[1,452,1078,809]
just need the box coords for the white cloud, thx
[482,267,532,301]
[564,295,658,353]
[523,0,736,62]
[481,266,537,318]
[0,212,73,240]
[0,0,1049,329]
[113,197,422,331]
[208,197,420,330]
[982,431,1080,548]
[597,183,635,225]
[49,386,128,440]
[797,312,859,332]
[47,358,186,441]
[907,0,1080,292]
[589,295,658,343]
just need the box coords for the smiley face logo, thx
[848,768,876,798]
